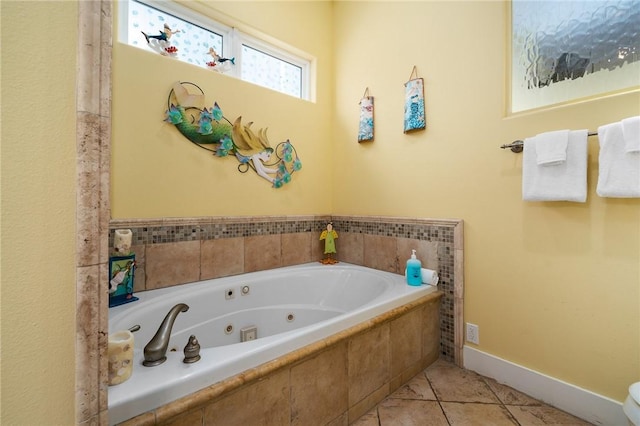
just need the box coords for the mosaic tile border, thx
[109,215,464,365]
[109,216,331,246]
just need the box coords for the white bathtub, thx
[108,262,437,424]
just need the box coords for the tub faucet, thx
[143,303,189,366]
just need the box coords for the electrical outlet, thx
[466,323,479,344]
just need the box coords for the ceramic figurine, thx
[141,24,180,57]
[205,47,235,72]
[319,222,338,264]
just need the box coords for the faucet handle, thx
[183,335,201,363]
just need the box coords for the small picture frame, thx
[358,88,374,142]
[404,66,426,133]
[108,254,138,308]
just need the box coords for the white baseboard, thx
[463,346,627,426]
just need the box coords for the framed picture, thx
[404,75,426,133]
[108,254,138,307]
[358,89,374,142]
[510,0,640,113]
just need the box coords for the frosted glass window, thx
[241,45,303,99]
[511,0,640,112]
[120,0,311,100]
[127,0,224,68]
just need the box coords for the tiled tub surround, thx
[108,215,460,425]
[109,215,463,364]
[117,291,442,425]
[109,215,464,366]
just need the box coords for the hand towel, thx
[622,116,640,153]
[404,268,439,286]
[596,121,640,198]
[535,129,570,166]
[522,129,588,202]
[420,268,439,286]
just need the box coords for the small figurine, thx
[319,222,338,264]
[142,23,180,43]
[141,24,180,57]
[205,47,235,72]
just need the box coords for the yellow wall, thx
[1,1,78,424]
[111,1,334,218]
[2,2,638,424]
[332,1,639,402]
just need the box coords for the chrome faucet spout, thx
[143,303,189,366]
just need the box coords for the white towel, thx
[596,121,640,198]
[522,129,588,202]
[535,130,570,166]
[404,268,439,286]
[622,116,640,153]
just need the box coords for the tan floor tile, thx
[483,377,542,406]
[350,407,379,426]
[389,372,436,401]
[441,402,518,426]
[426,360,499,404]
[506,405,593,425]
[378,399,449,426]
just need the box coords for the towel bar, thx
[500,132,597,153]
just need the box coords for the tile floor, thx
[352,359,593,425]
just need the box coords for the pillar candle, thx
[108,330,134,385]
[113,229,132,255]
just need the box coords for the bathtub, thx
[108,262,437,424]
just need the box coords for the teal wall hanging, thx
[164,81,302,188]
[403,66,426,133]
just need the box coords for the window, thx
[119,0,311,100]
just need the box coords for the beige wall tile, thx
[146,241,201,289]
[336,232,363,265]
[348,324,390,406]
[290,343,348,426]
[245,235,282,272]
[422,300,441,363]
[129,244,146,292]
[390,308,422,379]
[363,235,397,272]
[311,229,327,262]
[117,411,155,426]
[396,238,439,273]
[347,382,389,424]
[162,408,204,426]
[281,232,312,266]
[201,237,244,280]
[76,111,102,268]
[203,368,290,426]
[76,265,101,422]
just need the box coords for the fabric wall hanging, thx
[358,88,374,142]
[403,66,426,133]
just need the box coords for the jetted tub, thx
[108,262,437,424]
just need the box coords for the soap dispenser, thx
[406,249,422,286]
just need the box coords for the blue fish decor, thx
[164,81,302,188]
